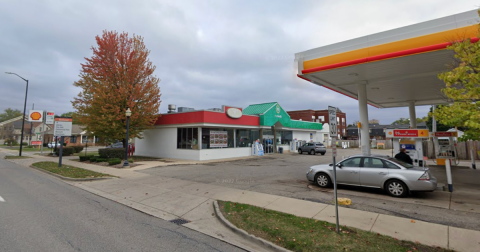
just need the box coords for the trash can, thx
[278,147,283,154]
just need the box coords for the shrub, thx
[96,158,108,163]
[89,156,99,162]
[79,155,94,162]
[22,142,28,146]
[99,148,124,159]
[55,147,75,156]
[43,143,48,147]
[72,146,84,153]
[108,158,122,165]
[128,158,134,163]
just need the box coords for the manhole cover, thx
[169,218,190,225]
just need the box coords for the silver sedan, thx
[306,154,437,197]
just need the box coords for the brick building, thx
[287,108,347,139]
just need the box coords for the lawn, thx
[0,146,40,152]
[31,161,113,179]
[219,201,452,252]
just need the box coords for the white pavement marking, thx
[0,196,5,202]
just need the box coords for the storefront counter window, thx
[278,130,293,145]
[202,128,234,149]
[177,128,199,149]
[235,129,260,147]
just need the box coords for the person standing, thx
[395,148,413,165]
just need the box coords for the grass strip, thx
[5,156,31,159]
[32,161,112,179]
[130,155,161,162]
[0,146,39,152]
[219,201,452,252]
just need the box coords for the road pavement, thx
[0,157,245,252]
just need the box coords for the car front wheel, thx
[298,149,302,154]
[310,150,315,155]
[385,180,408,197]
[315,173,332,188]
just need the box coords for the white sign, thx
[28,110,44,122]
[210,130,228,148]
[328,106,337,137]
[45,111,55,124]
[54,118,72,137]
[332,144,337,157]
[226,108,242,119]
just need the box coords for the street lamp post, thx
[123,108,132,167]
[5,72,29,156]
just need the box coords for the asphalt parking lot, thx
[140,148,480,231]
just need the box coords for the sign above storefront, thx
[226,108,242,119]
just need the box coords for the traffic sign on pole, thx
[328,105,340,233]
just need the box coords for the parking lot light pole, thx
[5,72,28,156]
[123,108,131,167]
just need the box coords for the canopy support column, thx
[358,82,370,156]
[409,102,417,128]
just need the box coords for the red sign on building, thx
[434,132,457,137]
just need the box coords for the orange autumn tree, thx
[72,30,161,145]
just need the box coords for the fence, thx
[423,140,480,160]
[338,139,479,160]
[336,140,393,149]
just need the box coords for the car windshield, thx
[387,157,414,169]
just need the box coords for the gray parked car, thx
[306,154,437,197]
[298,142,326,155]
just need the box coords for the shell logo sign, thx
[28,110,44,122]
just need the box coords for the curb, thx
[29,165,114,181]
[213,201,292,252]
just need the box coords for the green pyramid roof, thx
[243,102,277,115]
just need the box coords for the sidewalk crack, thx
[369,214,380,232]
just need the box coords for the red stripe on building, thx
[155,111,259,126]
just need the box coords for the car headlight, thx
[307,168,313,175]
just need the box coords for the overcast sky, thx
[0,0,478,124]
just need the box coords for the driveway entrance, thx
[139,148,480,231]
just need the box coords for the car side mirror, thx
[336,164,343,168]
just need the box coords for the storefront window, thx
[277,130,292,145]
[235,129,260,147]
[202,128,234,149]
[177,128,199,149]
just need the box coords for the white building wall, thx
[199,147,251,161]
[135,128,253,161]
[293,131,316,142]
[135,128,200,160]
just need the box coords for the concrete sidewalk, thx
[2,150,480,252]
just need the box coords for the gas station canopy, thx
[295,10,479,108]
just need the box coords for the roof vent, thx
[168,104,176,113]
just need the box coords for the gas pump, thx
[432,131,458,192]
[385,129,429,167]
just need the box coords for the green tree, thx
[432,13,480,140]
[425,106,450,132]
[58,112,80,124]
[72,30,162,146]
[0,108,23,123]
